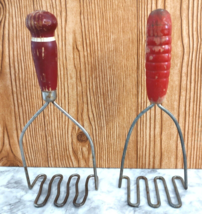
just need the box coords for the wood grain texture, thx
[0,0,201,168]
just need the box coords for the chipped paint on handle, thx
[146,9,171,104]
[26,10,58,91]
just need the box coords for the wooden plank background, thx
[0,0,201,168]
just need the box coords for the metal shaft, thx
[157,104,188,189]
[118,104,188,208]
[118,104,154,188]
[19,101,98,207]
[19,102,49,188]
[53,101,98,190]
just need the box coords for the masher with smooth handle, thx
[19,10,98,208]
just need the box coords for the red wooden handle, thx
[146,9,172,104]
[26,10,58,91]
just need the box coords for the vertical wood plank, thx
[8,0,49,167]
[0,0,22,166]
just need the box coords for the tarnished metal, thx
[118,104,188,208]
[19,101,98,208]
[42,90,57,102]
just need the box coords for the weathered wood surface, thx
[0,0,201,168]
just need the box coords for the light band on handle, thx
[31,37,55,42]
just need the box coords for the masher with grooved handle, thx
[118,9,188,208]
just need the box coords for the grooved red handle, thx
[146,9,172,104]
[26,11,58,91]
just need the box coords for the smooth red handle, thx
[26,11,58,91]
[146,9,172,104]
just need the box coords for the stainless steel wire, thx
[118,104,155,188]
[19,101,98,207]
[27,173,95,207]
[157,104,187,189]
[52,101,98,190]
[118,104,188,208]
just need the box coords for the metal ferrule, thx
[42,90,57,102]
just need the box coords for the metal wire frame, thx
[19,101,98,207]
[118,103,188,208]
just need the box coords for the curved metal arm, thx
[157,104,188,189]
[52,101,98,190]
[118,103,188,190]
[19,101,98,190]
[118,104,155,188]
[19,102,49,188]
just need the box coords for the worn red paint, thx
[146,9,171,104]
[26,11,57,91]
